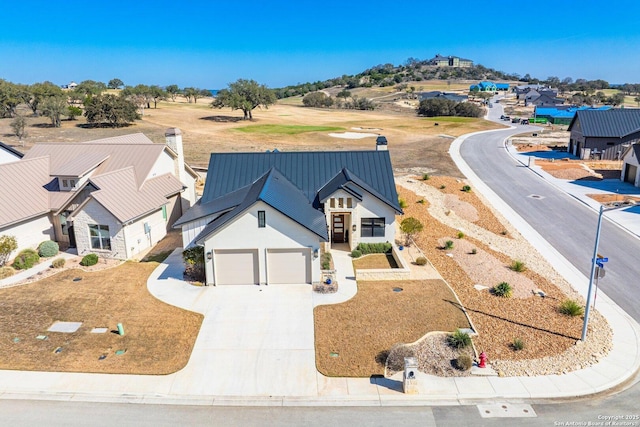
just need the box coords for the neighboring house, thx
[621,143,640,186]
[495,83,510,91]
[0,141,23,164]
[525,90,565,107]
[469,81,497,92]
[535,105,610,125]
[175,139,403,286]
[568,109,640,160]
[418,91,468,103]
[428,54,473,68]
[514,84,554,100]
[0,129,198,260]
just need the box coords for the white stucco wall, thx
[72,199,125,259]
[203,201,322,285]
[180,213,223,248]
[146,149,197,209]
[0,215,54,258]
[323,188,397,249]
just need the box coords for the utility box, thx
[403,357,419,394]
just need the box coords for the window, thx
[338,198,344,208]
[361,218,385,237]
[89,224,111,250]
[62,179,68,187]
[329,198,335,208]
[70,179,76,188]
[258,210,266,228]
[346,198,353,208]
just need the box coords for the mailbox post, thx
[403,357,419,394]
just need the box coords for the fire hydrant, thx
[478,351,488,368]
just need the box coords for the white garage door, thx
[267,248,311,284]
[214,249,259,285]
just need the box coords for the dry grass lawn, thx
[0,262,202,374]
[352,254,399,269]
[314,280,471,377]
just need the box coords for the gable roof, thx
[0,141,24,159]
[0,157,50,227]
[194,168,329,244]
[201,150,402,213]
[569,109,640,137]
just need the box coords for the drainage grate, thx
[528,194,545,200]
[392,287,403,292]
[478,403,537,418]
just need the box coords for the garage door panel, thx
[215,249,258,285]
[268,249,310,284]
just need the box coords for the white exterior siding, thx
[122,208,167,259]
[72,199,126,259]
[0,215,54,257]
[181,213,223,248]
[621,148,640,187]
[147,150,175,180]
[0,150,21,165]
[203,201,321,285]
[146,149,197,209]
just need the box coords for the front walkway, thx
[0,250,78,288]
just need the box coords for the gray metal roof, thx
[195,168,328,244]
[173,185,251,227]
[201,150,402,212]
[569,109,640,137]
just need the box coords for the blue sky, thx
[1,0,639,89]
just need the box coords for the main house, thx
[568,109,640,160]
[0,129,197,260]
[174,139,402,286]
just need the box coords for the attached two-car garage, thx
[213,248,311,285]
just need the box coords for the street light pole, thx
[581,205,604,342]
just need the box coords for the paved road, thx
[460,104,640,322]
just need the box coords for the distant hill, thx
[273,58,521,99]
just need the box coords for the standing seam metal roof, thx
[570,109,640,137]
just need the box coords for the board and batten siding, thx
[181,213,223,248]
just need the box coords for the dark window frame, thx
[88,224,111,250]
[360,217,385,237]
[258,210,266,228]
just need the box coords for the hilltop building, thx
[428,54,473,68]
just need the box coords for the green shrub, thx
[422,173,430,181]
[398,198,408,209]
[400,217,424,245]
[321,253,332,270]
[12,249,40,270]
[471,248,477,254]
[0,235,18,267]
[559,299,584,317]
[415,256,427,266]
[38,240,59,258]
[447,330,471,349]
[0,266,15,279]
[417,199,425,204]
[51,258,66,268]
[80,253,99,267]
[455,354,473,371]
[356,242,392,255]
[462,185,472,192]
[440,185,446,189]
[457,231,465,239]
[444,240,454,250]
[492,282,513,298]
[510,260,526,272]
[512,338,525,351]
[351,249,362,258]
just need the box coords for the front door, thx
[332,214,345,243]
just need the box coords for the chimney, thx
[165,127,186,186]
[376,135,388,151]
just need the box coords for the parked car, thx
[500,115,505,120]
[502,116,511,121]
[511,117,520,123]
[520,119,529,125]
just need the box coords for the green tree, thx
[0,235,18,266]
[417,98,456,116]
[302,92,333,108]
[336,89,351,100]
[40,96,68,127]
[400,217,424,246]
[107,78,124,89]
[0,79,23,118]
[10,115,27,143]
[165,84,180,101]
[67,105,82,120]
[27,81,63,115]
[73,80,106,99]
[149,85,166,108]
[635,96,640,107]
[212,79,276,120]
[83,94,139,127]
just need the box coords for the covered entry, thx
[267,248,311,284]
[214,249,259,285]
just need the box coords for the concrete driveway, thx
[148,250,318,397]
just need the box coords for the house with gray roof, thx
[568,109,640,160]
[418,91,468,103]
[0,129,198,260]
[175,139,403,286]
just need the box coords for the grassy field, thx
[234,124,345,135]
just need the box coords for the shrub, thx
[51,258,66,268]
[512,338,525,351]
[417,199,425,204]
[0,235,18,267]
[457,231,465,239]
[471,248,477,254]
[444,240,454,250]
[462,185,472,193]
[398,198,408,209]
[80,253,99,267]
[492,282,513,298]
[385,344,416,372]
[559,299,584,317]
[400,217,424,245]
[447,330,471,349]
[455,354,473,371]
[510,260,526,272]
[320,253,332,270]
[440,185,446,189]
[422,173,430,181]
[12,249,40,270]
[38,240,59,258]
[351,249,362,258]
[501,230,508,236]
[0,266,15,279]
[356,242,392,254]
[415,256,427,266]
